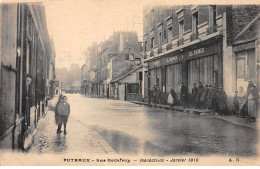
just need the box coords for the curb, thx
[131,101,257,130]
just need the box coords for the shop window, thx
[188,55,216,91]
[165,63,182,93]
[127,83,140,93]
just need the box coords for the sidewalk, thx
[131,101,257,130]
[30,95,116,154]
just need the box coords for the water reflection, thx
[52,133,67,153]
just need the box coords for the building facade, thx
[0,3,55,150]
[82,31,143,98]
[143,5,260,109]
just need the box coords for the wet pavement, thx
[30,94,258,156]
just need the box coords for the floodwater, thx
[30,94,258,156]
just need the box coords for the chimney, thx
[118,33,124,52]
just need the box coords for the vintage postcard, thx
[0,0,260,166]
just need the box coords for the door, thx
[119,84,125,100]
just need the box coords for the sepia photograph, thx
[0,0,259,166]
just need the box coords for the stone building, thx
[0,3,55,150]
[142,5,260,109]
[84,31,142,98]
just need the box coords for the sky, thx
[41,0,256,69]
[43,0,145,69]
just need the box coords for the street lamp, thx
[143,62,151,107]
[147,71,151,107]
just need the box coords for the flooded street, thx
[30,94,258,156]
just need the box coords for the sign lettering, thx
[188,48,204,57]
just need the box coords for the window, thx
[168,27,172,42]
[127,83,140,93]
[178,20,184,40]
[151,37,154,48]
[209,5,217,27]
[159,32,162,46]
[192,12,199,34]
[144,41,147,51]
[125,54,129,60]
[163,30,167,39]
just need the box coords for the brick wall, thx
[199,5,209,25]
[172,8,179,38]
[232,5,260,39]
[226,5,233,46]
[183,6,192,32]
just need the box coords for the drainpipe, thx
[147,64,151,107]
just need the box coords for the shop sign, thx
[187,44,217,59]
[163,55,179,65]
[188,48,205,57]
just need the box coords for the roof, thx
[233,13,260,43]
[110,65,143,83]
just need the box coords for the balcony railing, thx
[190,33,198,41]
[177,39,184,47]
[167,43,172,50]
[207,25,217,35]
[157,48,162,54]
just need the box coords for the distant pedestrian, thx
[55,96,70,134]
[247,81,259,122]
[168,88,176,108]
[192,83,198,107]
[197,82,205,109]
[217,87,227,116]
[180,83,188,108]
[200,84,209,109]
[206,84,214,109]
[238,86,247,118]
[233,91,240,117]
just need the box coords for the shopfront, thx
[234,42,257,91]
[186,40,222,92]
[149,59,162,90]
[163,54,183,93]
[146,37,223,104]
